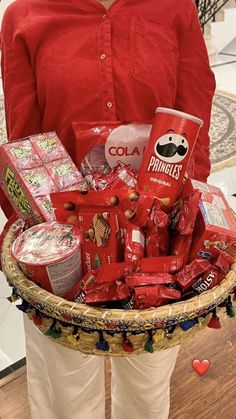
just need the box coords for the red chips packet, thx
[84,281,130,306]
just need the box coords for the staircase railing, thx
[195,0,234,30]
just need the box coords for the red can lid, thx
[12,222,82,266]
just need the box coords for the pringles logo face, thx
[154,130,189,163]
[146,130,189,180]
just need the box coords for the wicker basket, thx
[2,220,236,356]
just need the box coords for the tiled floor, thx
[0,8,236,373]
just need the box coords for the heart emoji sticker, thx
[192,359,210,376]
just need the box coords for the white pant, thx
[24,315,179,419]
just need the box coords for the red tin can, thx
[12,222,82,297]
[138,108,203,208]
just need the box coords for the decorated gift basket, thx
[1,108,236,356]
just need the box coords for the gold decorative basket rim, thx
[2,220,236,334]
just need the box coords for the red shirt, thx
[0,0,216,218]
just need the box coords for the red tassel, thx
[32,313,43,326]
[123,339,135,353]
[207,314,221,329]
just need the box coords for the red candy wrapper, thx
[170,235,193,266]
[125,273,175,290]
[85,162,137,191]
[191,266,223,294]
[124,225,145,265]
[133,285,181,309]
[171,191,201,235]
[140,256,184,274]
[214,251,233,276]
[138,108,203,208]
[65,271,97,301]
[145,203,169,257]
[96,262,133,283]
[78,206,121,273]
[175,258,211,292]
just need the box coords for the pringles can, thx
[12,222,82,297]
[138,108,203,208]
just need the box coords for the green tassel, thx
[45,320,62,339]
[145,331,154,353]
[226,297,235,318]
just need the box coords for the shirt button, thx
[102,14,107,19]
[100,53,106,60]
[107,101,113,109]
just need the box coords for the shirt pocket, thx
[130,17,179,93]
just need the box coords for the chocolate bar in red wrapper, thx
[79,281,130,306]
[171,191,201,235]
[65,271,97,301]
[189,200,236,261]
[191,266,223,294]
[78,206,121,273]
[170,235,193,266]
[124,225,145,265]
[175,258,211,292]
[133,286,181,309]
[140,256,184,274]
[125,273,175,290]
[96,262,133,283]
[145,204,169,257]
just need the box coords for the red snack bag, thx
[138,108,203,208]
[170,234,193,266]
[124,225,145,265]
[133,285,181,309]
[125,273,175,290]
[1,140,42,170]
[84,281,130,306]
[46,158,87,192]
[191,266,223,294]
[140,256,184,274]
[35,195,55,222]
[30,132,66,163]
[96,262,134,283]
[73,121,151,174]
[78,206,121,273]
[175,258,211,292]
[21,166,56,196]
[145,203,169,257]
[171,191,201,235]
